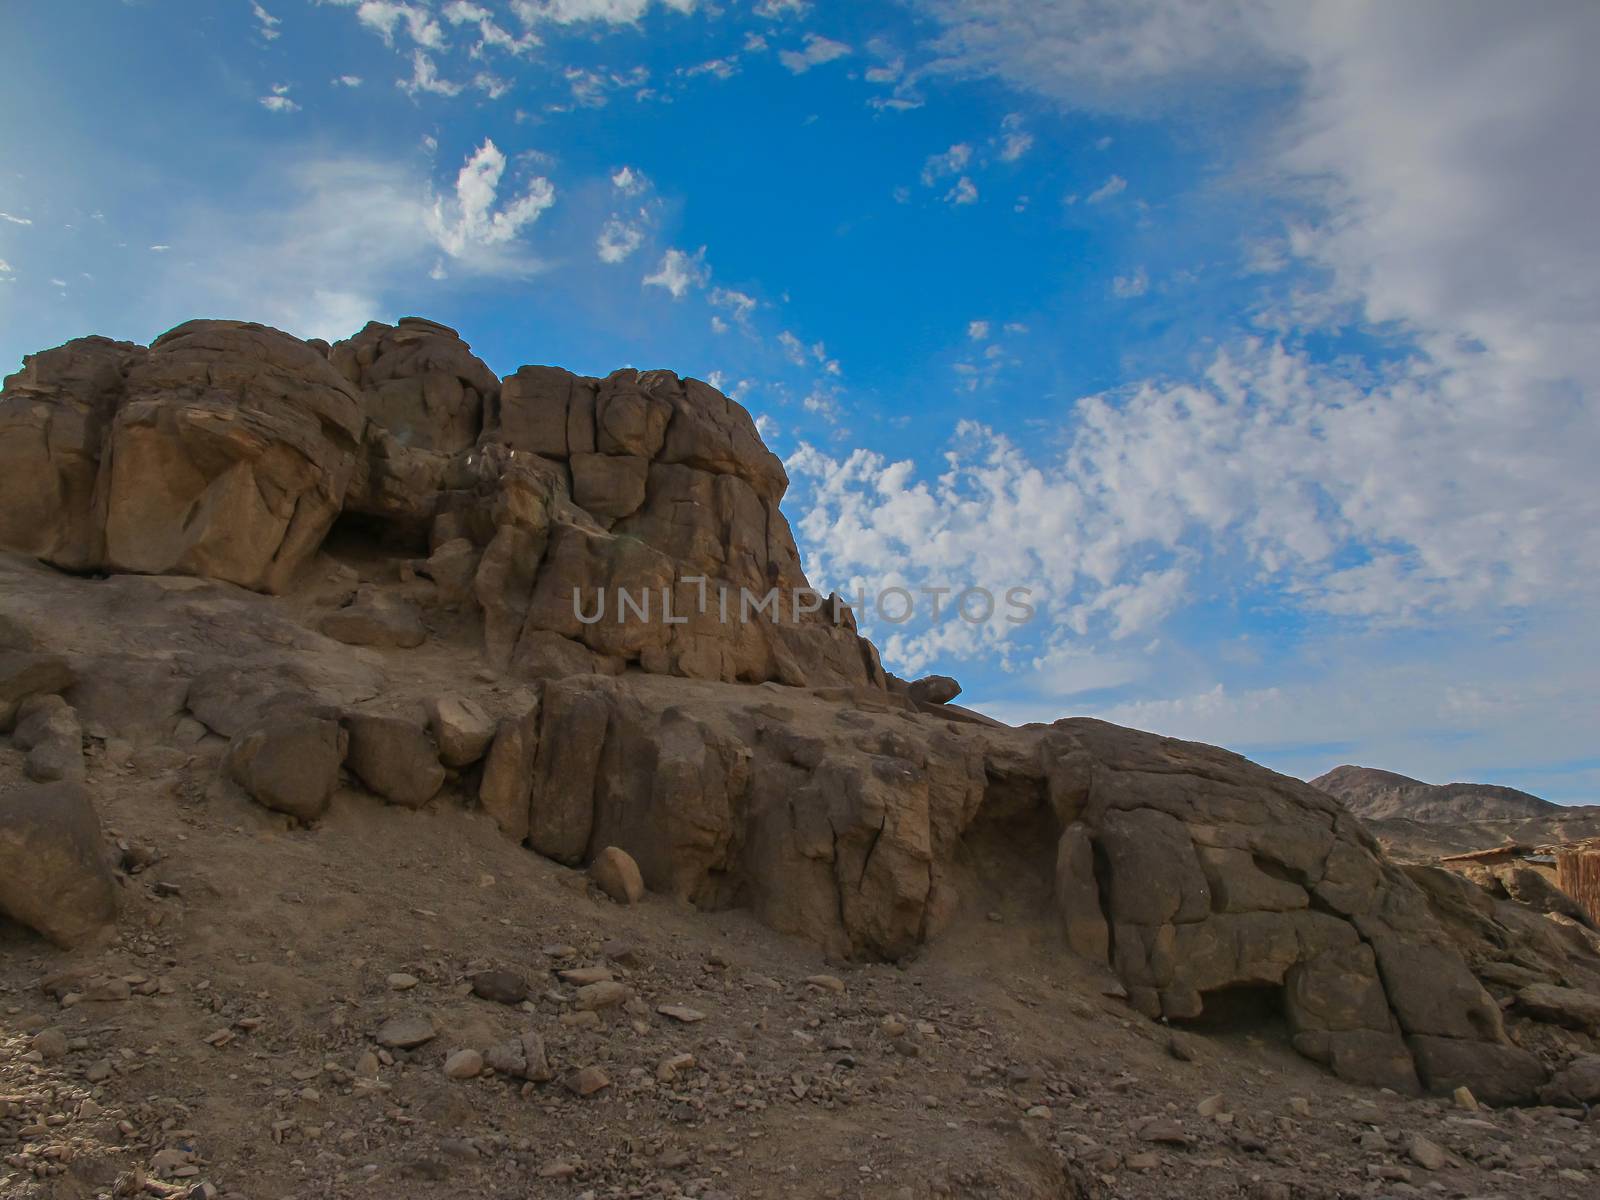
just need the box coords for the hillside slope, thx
[1312,765,1560,823]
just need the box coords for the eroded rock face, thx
[1035,719,1546,1101]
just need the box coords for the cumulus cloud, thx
[1085,174,1126,203]
[642,246,708,298]
[596,217,644,263]
[444,0,540,54]
[426,138,556,262]
[399,50,463,95]
[353,0,446,48]
[920,142,971,185]
[779,33,851,74]
[1111,267,1147,298]
[511,0,696,25]
[259,84,300,113]
[251,2,282,40]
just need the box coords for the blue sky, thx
[3,1,1598,800]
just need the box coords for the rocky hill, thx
[1312,765,1561,822]
[2,317,1600,1198]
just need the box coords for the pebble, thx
[387,973,419,991]
[657,1004,707,1024]
[567,1066,611,1097]
[471,969,530,1005]
[576,980,629,1010]
[805,974,846,993]
[30,1028,68,1060]
[1452,1085,1478,1111]
[1409,1133,1448,1171]
[376,1015,437,1049]
[443,1049,484,1080]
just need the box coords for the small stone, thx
[575,980,629,1011]
[561,1009,602,1030]
[85,1059,113,1082]
[1453,1085,1478,1111]
[387,973,418,991]
[443,1049,483,1080]
[805,974,846,993]
[567,1066,611,1097]
[376,1015,437,1049]
[589,846,645,905]
[657,1004,707,1024]
[558,966,614,985]
[540,1161,578,1179]
[354,1051,380,1079]
[1287,1096,1311,1118]
[470,969,529,1005]
[1409,1134,1448,1171]
[1196,1094,1227,1118]
[1127,1152,1161,1171]
[1139,1119,1190,1148]
[31,1028,68,1060]
[657,1053,696,1083]
[1025,1105,1052,1120]
[1167,1031,1202,1062]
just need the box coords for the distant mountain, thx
[1310,765,1560,823]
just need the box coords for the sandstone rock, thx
[566,1065,610,1097]
[907,675,961,705]
[443,1049,483,1080]
[376,1015,436,1049]
[419,537,480,604]
[1515,982,1600,1031]
[1539,1054,1600,1106]
[226,713,346,821]
[590,845,645,905]
[657,1005,706,1024]
[1408,1134,1448,1171]
[343,713,445,808]
[478,702,540,842]
[574,980,628,1010]
[469,969,529,1005]
[331,317,498,455]
[484,1030,552,1082]
[321,588,427,649]
[0,650,74,731]
[427,695,495,768]
[31,1028,68,1061]
[103,321,364,592]
[13,693,85,782]
[1405,1035,1546,1106]
[1054,823,1109,962]
[0,781,117,947]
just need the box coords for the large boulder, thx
[226,713,347,821]
[0,650,74,731]
[342,713,445,808]
[0,781,117,947]
[13,694,85,782]
[101,321,365,593]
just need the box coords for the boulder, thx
[426,695,496,768]
[226,714,346,821]
[342,714,445,808]
[0,781,117,947]
[321,588,427,649]
[590,846,645,904]
[101,320,364,593]
[478,702,540,842]
[0,650,74,731]
[1540,1054,1600,1106]
[907,674,962,705]
[0,336,144,571]
[1514,982,1600,1031]
[12,694,85,782]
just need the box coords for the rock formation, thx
[4,315,1595,1109]
[1313,765,1560,823]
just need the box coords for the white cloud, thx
[1111,267,1148,298]
[511,0,696,25]
[400,50,463,96]
[259,84,301,113]
[611,165,646,194]
[1085,174,1126,203]
[596,217,644,263]
[0,259,11,274]
[754,0,809,17]
[779,34,851,74]
[642,246,708,298]
[355,0,445,48]
[996,113,1032,161]
[0,213,33,226]
[149,244,170,252]
[777,330,807,365]
[334,74,365,87]
[426,138,556,262]
[444,0,540,53]
[709,286,757,326]
[966,320,989,340]
[945,176,977,205]
[920,142,971,185]
[252,2,282,40]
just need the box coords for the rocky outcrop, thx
[3,315,1587,1107]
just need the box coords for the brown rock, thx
[226,713,346,821]
[566,1065,610,1097]
[343,713,445,808]
[907,674,961,705]
[427,695,496,768]
[0,781,117,947]
[589,846,645,905]
[321,588,427,649]
[376,1015,436,1049]
[1515,982,1600,1031]
[469,969,529,1005]
[478,702,540,842]
[0,651,74,731]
